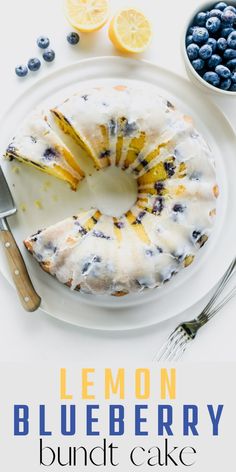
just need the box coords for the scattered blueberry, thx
[186,35,193,46]
[28,57,41,71]
[187,43,200,60]
[226,58,236,69]
[195,12,207,26]
[207,37,217,51]
[206,17,221,33]
[67,32,80,45]
[221,27,234,37]
[208,54,222,68]
[192,58,205,71]
[192,27,209,44]
[209,9,223,19]
[220,77,232,89]
[224,48,236,59]
[215,64,231,77]
[230,82,236,90]
[42,49,55,62]
[37,36,50,49]
[217,37,227,51]
[221,9,236,25]
[228,31,236,48]
[203,71,221,86]
[199,44,213,59]
[15,64,28,77]
[214,2,228,10]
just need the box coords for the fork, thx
[155,258,236,362]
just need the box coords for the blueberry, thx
[188,26,195,35]
[192,58,205,71]
[224,48,236,60]
[192,230,201,239]
[186,35,193,46]
[203,71,221,86]
[228,31,236,48]
[42,49,55,62]
[173,204,184,213]
[214,2,228,10]
[192,27,209,44]
[220,78,232,89]
[226,58,236,70]
[230,83,236,90]
[208,9,223,19]
[195,12,207,26]
[215,64,231,77]
[199,44,213,59]
[208,54,222,68]
[37,36,50,49]
[15,64,28,77]
[28,57,41,71]
[67,32,80,45]
[221,27,234,37]
[207,37,217,51]
[231,72,236,82]
[217,37,227,51]
[187,43,200,60]
[206,17,221,33]
[221,9,236,25]
[224,6,236,14]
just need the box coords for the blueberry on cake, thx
[21,83,218,297]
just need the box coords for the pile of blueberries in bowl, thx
[185,2,236,93]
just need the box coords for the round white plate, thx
[0,56,236,330]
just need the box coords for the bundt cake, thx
[6,83,218,297]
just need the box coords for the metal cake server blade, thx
[0,166,41,311]
[0,166,16,220]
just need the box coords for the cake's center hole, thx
[86,167,138,217]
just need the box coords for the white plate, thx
[0,56,236,330]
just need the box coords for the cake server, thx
[0,166,41,311]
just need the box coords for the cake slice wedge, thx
[5,110,84,190]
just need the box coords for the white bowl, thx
[182,0,236,96]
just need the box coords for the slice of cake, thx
[5,110,84,190]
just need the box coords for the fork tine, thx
[167,333,189,361]
[172,337,190,361]
[156,329,188,362]
[153,328,180,361]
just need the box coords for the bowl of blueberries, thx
[183,1,236,94]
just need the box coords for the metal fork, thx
[155,258,236,362]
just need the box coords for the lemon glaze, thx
[10,83,218,297]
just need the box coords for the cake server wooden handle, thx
[0,227,41,312]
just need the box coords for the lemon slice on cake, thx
[65,0,109,33]
[108,8,152,53]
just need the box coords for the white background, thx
[0,0,236,362]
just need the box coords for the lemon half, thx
[108,8,152,54]
[65,0,109,33]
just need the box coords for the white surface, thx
[0,0,236,360]
[1,57,236,328]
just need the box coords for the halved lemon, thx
[65,0,109,33]
[108,8,152,53]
